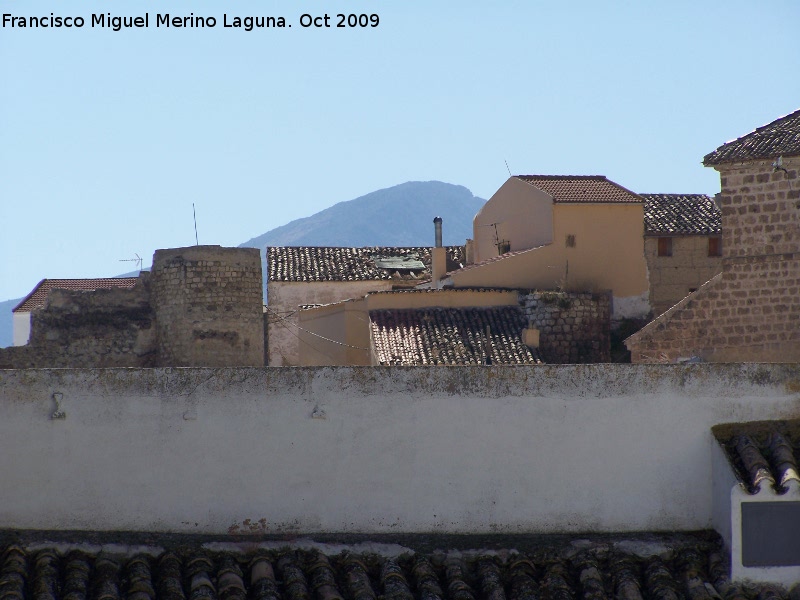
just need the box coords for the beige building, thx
[447,175,651,321]
[266,246,465,366]
[627,108,800,362]
[641,194,722,316]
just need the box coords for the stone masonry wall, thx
[520,290,611,363]
[0,275,155,369]
[645,235,722,316]
[151,246,264,367]
[627,157,800,362]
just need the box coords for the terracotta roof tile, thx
[13,278,140,313]
[516,175,642,204]
[369,306,542,366]
[0,543,762,600]
[704,108,800,166]
[641,194,721,236]
[267,247,465,283]
[713,420,800,494]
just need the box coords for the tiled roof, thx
[13,278,140,313]
[516,176,642,204]
[641,194,721,235]
[0,540,762,600]
[713,420,800,494]
[704,108,800,165]
[369,306,543,365]
[268,247,465,283]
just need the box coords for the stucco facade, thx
[452,196,650,320]
[268,280,399,366]
[472,177,554,262]
[1,364,798,535]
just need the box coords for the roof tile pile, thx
[268,247,465,283]
[641,194,721,235]
[516,176,642,204]
[370,306,542,365]
[0,543,777,600]
[704,108,800,166]
[713,420,800,494]
[13,278,140,313]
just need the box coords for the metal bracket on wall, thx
[51,392,66,420]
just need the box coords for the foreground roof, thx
[13,278,140,313]
[369,306,543,365]
[516,176,642,204]
[713,419,800,495]
[1,535,774,600]
[703,108,800,166]
[641,194,721,236]
[267,247,465,283]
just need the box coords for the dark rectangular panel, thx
[742,502,800,567]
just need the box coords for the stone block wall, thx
[645,235,722,316]
[151,246,264,367]
[627,157,800,362]
[520,290,611,363]
[0,276,155,368]
[0,246,265,369]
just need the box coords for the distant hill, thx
[239,181,484,249]
[0,181,485,348]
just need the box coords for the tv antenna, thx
[119,253,143,272]
[193,203,199,245]
[504,159,512,177]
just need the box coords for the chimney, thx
[432,217,446,288]
[433,216,443,248]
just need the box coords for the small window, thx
[657,237,673,257]
[565,234,576,248]
[708,237,722,257]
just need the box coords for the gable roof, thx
[267,246,465,283]
[703,108,800,166]
[641,194,721,236]
[516,175,642,204]
[13,278,140,313]
[369,306,543,366]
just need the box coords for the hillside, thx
[239,181,484,249]
[1,181,485,348]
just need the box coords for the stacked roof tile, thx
[13,278,140,313]
[0,542,779,600]
[704,108,800,166]
[369,306,542,365]
[267,247,465,283]
[713,420,800,494]
[516,176,642,204]
[641,194,721,236]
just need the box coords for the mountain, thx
[239,181,484,249]
[0,181,486,348]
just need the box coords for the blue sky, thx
[1,0,799,301]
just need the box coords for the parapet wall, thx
[151,246,264,367]
[1,364,798,535]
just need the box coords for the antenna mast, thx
[193,203,199,246]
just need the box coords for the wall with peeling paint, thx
[0,364,798,535]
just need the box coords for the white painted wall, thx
[0,364,798,536]
[12,311,30,346]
